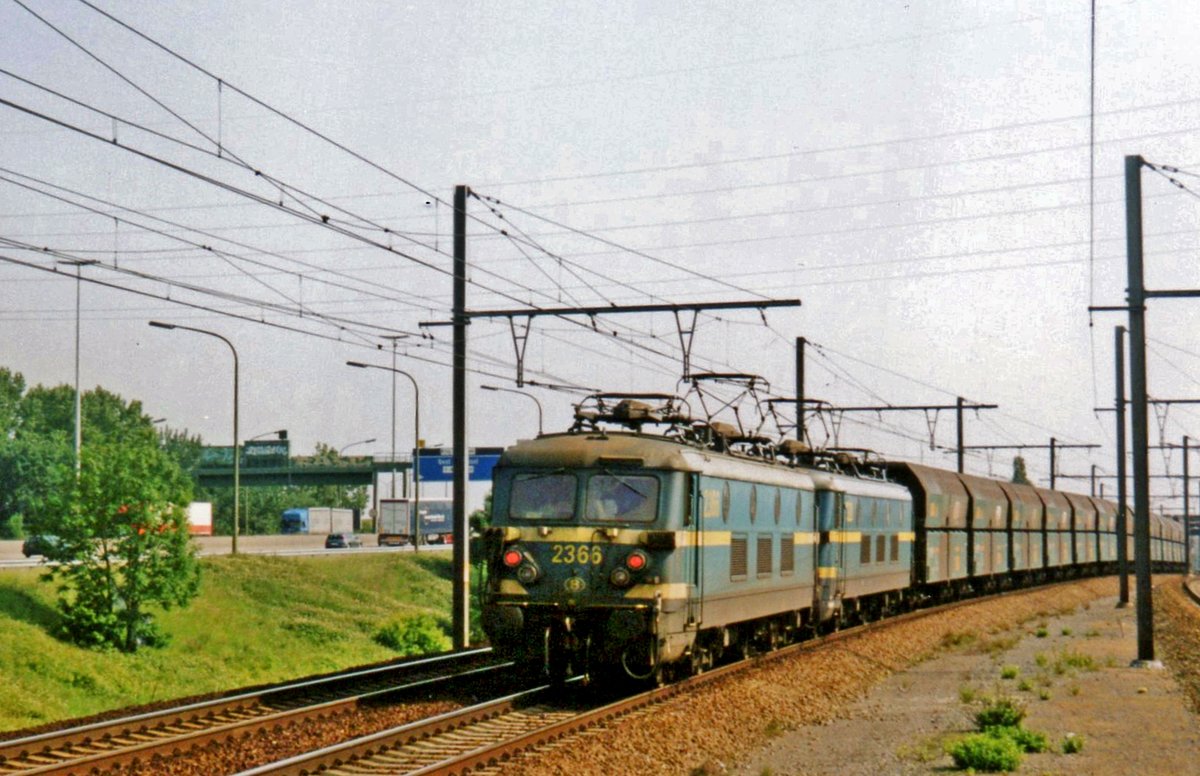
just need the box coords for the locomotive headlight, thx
[609,566,633,588]
[625,549,649,572]
[516,562,540,584]
[502,548,524,568]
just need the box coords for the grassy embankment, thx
[0,552,462,734]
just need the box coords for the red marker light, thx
[502,549,523,568]
[626,550,648,571]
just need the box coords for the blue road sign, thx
[416,448,501,482]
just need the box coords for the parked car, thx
[21,534,60,558]
[324,532,362,549]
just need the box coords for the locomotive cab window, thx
[586,474,659,522]
[508,473,577,520]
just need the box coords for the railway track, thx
[0,648,511,776]
[237,589,1032,776]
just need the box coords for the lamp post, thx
[58,259,97,474]
[339,437,377,456]
[150,321,240,554]
[347,361,420,548]
[481,384,544,435]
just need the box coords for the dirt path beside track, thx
[733,579,1200,776]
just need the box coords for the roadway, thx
[0,534,447,569]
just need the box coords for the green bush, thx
[1000,665,1019,680]
[373,612,450,656]
[975,696,1026,729]
[1062,733,1085,754]
[947,733,1023,772]
[985,725,1048,753]
[1,514,23,539]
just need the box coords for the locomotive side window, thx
[509,473,577,520]
[586,474,659,522]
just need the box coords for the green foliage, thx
[1011,456,1031,485]
[984,725,1048,753]
[470,491,493,532]
[1,514,22,540]
[373,612,451,656]
[41,441,199,652]
[1035,626,1049,638]
[975,696,1026,729]
[947,732,1022,772]
[1062,733,1085,754]
[1000,665,1019,680]
[959,685,977,703]
[1055,649,1096,673]
[0,554,468,732]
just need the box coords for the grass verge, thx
[0,552,461,733]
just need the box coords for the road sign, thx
[415,447,502,482]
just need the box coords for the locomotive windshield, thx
[585,473,658,522]
[508,472,576,520]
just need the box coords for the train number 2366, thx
[550,543,603,565]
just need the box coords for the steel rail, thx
[0,648,503,776]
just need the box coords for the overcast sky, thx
[4,1,1200,506]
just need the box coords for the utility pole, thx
[452,184,469,649]
[796,337,806,443]
[1116,326,1130,606]
[1185,435,1192,576]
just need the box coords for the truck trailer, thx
[377,498,453,546]
[281,506,355,534]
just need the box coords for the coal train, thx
[479,393,1185,682]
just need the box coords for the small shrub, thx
[1084,628,1101,638]
[1034,652,1049,668]
[1057,650,1097,672]
[959,685,977,703]
[947,733,1023,772]
[975,696,1026,728]
[1069,683,1081,696]
[1000,665,1019,680]
[373,613,450,656]
[1061,627,1073,636]
[1035,627,1049,638]
[985,725,1048,753]
[1038,688,1051,701]
[1062,733,1085,754]
[1017,679,1033,692]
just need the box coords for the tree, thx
[0,435,72,538]
[1012,456,1031,485]
[42,441,199,651]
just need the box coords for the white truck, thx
[280,506,355,534]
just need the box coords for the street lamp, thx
[150,320,240,554]
[347,360,420,548]
[481,384,544,435]
[58,259,97,474]
[249,429,286,441]
[339,437,377,456]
